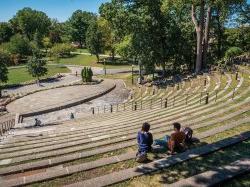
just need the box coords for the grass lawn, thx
[55,54,131,69]
[5,65,70,86]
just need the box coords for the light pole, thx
[103,58,107,75]
[131,64,134,85]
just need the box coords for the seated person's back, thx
[168,122,185,153]
[169,131,185,148]
[137,122,153,153]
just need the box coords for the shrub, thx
[225,47,243,60]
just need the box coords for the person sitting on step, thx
[154,122,187,155]
[136,122,153,162]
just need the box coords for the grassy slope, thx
[5,65,70,85]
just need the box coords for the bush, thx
[81,67,93,82]
[50,43,75,58]
[225,47,243,60]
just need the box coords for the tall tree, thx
[10,8,51,41]
[69,10,96,48]
[192,0,205,73]
[86,20,105,62]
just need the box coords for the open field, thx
[5,65,70,86]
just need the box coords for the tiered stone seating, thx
[0,68,249,187]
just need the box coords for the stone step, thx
[0,78,243,154]
[0,115,249,176]
[1,100,249,157]
[0,79,243,150]
[1,76,230,145]
[166,159,250,187]
[63,131,250,187]
[1,117,249,186]
[1,94,248,161]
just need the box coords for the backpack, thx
[182,127,193,143]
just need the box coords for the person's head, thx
[173,122,181,132]
[35,118,38,121]
[141,122,150,132]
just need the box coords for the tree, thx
[69,10,96,48]
[0,50,9,97]
[4,34,32,64]
[27,54,48,82]
[10,8,51,41]
[0,22,13,44]
[86,20,104,63]
[50,43,75,58]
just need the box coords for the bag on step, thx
[182,127,193,143]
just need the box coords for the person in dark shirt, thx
[137,122,153,154]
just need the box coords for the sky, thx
[0,0,111,22]
[0,0,249,23]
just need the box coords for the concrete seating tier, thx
[0,69,249,187]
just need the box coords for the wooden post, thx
[110,105,113,113]
[215,90,218,102]
[232,88,236,100]
[164,98,168,108]
[134,102,137,111]
[92,107,95,115]
[235,72,238,80]
[200,92,203,103]
[205,92,209,104]
[204,78,207,86]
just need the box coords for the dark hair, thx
[173,122,181,130]
[142,122,150,132]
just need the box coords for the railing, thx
[0,114,16,136]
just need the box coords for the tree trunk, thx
[215,9,223,59]
[96,54,100,63]
[203,6,212,70]
[111,49,115,62]
[192,1,205,73]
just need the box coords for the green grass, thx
[5,65,70,86]
[55,54,131,69]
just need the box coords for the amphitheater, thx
[0,65,249,187]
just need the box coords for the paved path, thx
[22,79,130,125]
[3,74,81,96]
[6,80,115,115]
